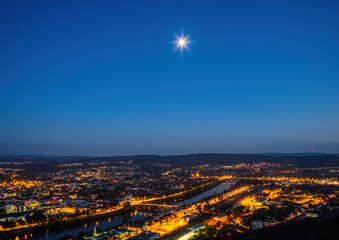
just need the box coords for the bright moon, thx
[174,33,191,52]
[179,39,186,46]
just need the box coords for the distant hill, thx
[119,153,339,168]
[1,153,338,168]
[254,152,336,156]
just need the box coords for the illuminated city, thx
[1,1,339,240]
[0,155,338,239]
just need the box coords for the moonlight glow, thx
[174,33,191,52]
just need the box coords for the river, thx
[15,211,152,240]
[175,181,236,206]
[13,181,235,240]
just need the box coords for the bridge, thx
[134,203,179,208]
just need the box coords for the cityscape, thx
[0,154,338,239]
[1,1,339,240]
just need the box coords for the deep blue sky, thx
[1,0,339,155]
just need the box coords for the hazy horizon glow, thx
[1,0,339,155]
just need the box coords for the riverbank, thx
[0,207,135,240]
[151,180,224,205]
[0,180,233,240]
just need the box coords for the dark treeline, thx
[1,153,339,168]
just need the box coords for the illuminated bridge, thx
[134,203,179,208]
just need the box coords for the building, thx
[181,213,197,222]
[115,229,133,238]
[306,211,318,218]
[128,231,160,240]
[251,220,263,230]
[0,212,27,222]
[189,223,205,232]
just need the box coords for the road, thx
[160,214,212,240]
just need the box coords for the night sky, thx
[1,0,338,155]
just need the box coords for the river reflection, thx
[175,181,235,206]
[14,182,233,240]
[12,211,152,240]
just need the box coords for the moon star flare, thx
[174,33,191,52]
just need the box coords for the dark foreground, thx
[224,210,339,240]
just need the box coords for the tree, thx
[123,201,131,208]
[0,208,6,215]
[26,211,47,224]
[216,220,223,229]
[74,208,80,217]
[17,219,26,226]
[233,206,246,215]
[205,226,216,238]
[77,231,85,240]
[225,211,232,217]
